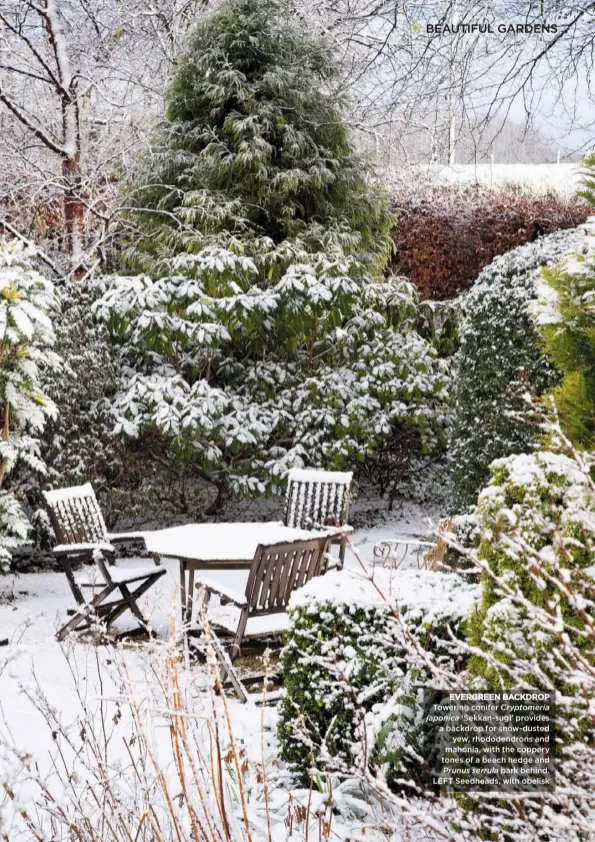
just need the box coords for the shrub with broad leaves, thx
[0,239,59,570]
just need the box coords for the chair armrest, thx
[195,577,247,607]
[54,541,115,556]
[322,524,353,537]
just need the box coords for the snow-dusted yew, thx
[450,220,595,511]
[0,239,59,570]
[469,445,595,685]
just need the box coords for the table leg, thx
[187,567,195,624]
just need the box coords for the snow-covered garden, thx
[2,0,595,840]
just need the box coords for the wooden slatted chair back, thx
[245,536,329,613]
[43,483,108,546]
[284,468,353,531]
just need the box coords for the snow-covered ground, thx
[0,502,442,840]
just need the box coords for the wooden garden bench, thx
[284,468,353,567]
[195,535,330,702]
[43,483,165,641]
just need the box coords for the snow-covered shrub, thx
[43,281,121,491]
[95,266,450,505]
[538,252,595,452]
[277,568,479,786]
[450,219,595,511]
[0,239,59,570]
[468,445,595,687]
[442,410,595,841]
[94,0,451,506]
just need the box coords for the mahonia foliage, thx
[0,239,59,570]
[96,0,450,501]
[541,257,595,451]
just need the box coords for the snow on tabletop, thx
[43,482,95,503]
[142,521,333,561]
[289,568,480,625]
[288,467,353,484]
[107,531,147,540]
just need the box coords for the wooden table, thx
[142,521,350,622]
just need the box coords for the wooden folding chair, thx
[195,536,330,702]
[284,468,353,568]
[43,483,165,641]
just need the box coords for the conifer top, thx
[125,0,392,276]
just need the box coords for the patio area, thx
[0,498,436,774]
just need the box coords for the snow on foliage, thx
[450,218,595,511]
[537,249,595,452]
[454,409,595,841]
[93,0,451,502]
[0,239,59,570]
[95,264,450,499]
[40,280,123,520]
[278,567,479,784]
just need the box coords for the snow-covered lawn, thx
[0,501,439,834]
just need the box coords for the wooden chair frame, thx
[43,484,164,641]
[195,536,330,700]
[284,469,353,567]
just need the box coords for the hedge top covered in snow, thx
[288,568,480,626]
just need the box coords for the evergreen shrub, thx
[0,239,59,570]
[450,221,595,511]
[468,447,595,690]
[96,0,451,506]
[277,569,479,785]
[539,254,595,452]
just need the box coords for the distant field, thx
[434,163,582,196]
[386,163,584,198]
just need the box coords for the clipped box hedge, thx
[277,569,479,785]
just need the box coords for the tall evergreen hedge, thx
[450,224,594,511]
